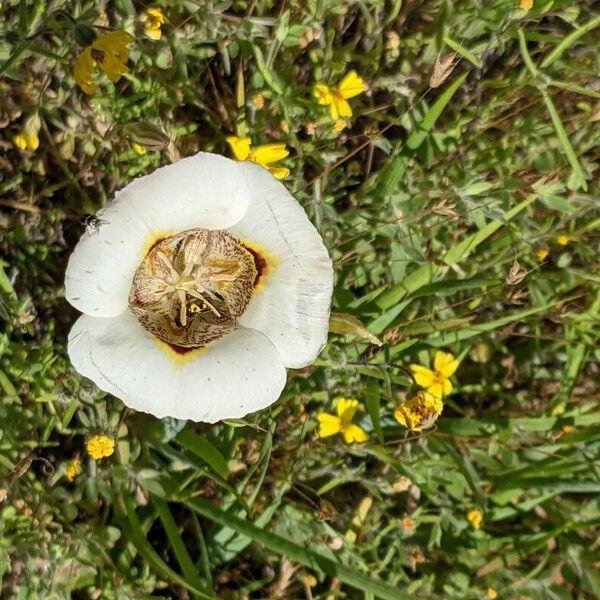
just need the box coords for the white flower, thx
[66,152,333,422]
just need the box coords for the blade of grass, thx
[405,72,467,150]
[540,89,587,191]
[176,428,229,480]
[443,195,535,264]
[184,496,407,600]
[540,14,600,68]
[121,494,214,599]
[153,496,209,597]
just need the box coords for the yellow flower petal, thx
[268,166,290,179]
[100,54,129,81]
[467,508,482,529]
[93,30,133,81]
[313,83,334,106]
[427,381,446,402]
[25,130,39,151]
[410,364,436,389]
[74,47,97,94]
[330,96,352,119]
[13,133,28,150]
[145,26,162,40]
[146,8,165,23]
[226,136,251,161]
[317,413,342,437]
[335,397,358,421]
[342,424,368,444]
[250,143,289,166]
[336,70,366,99]
[434,350,459,377]
[132,142,147,155]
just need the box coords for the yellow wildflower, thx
[74,30,134,94]
[65,456,81,482]
[86,433,115,459]
[313,70,366,119]
[535,246,548,261]
[317,398,368,444]
[556,234,569,246]
[467,508,483,529]
[410,350,459,401]
[13,114,41,151]
[141,8,165,40]
[226,135,290,179]
[132,142,147,155]
[486,587,498,599]
[251,93,265,109]
[518,0,533,9]
[562,424,575,434]
[394,391,443,431]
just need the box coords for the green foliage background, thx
[1,0,599,598]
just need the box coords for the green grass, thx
[1,0,599,598]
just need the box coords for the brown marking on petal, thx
[168,343,196,354]
[242,244,267,287]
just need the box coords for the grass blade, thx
[185,496,407,600]
[153,496,209,597]
[541,89,587,191]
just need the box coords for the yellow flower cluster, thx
[13,114,41,151]
[86,433,115,459]
[316,350,459,444]
[467,508,483,529]
[74,30,134,94]
[141,8,165,40]
[394,391,443,432]
[65,456,81,482]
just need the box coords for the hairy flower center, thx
[129,229,258,349]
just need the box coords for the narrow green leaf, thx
[541,89,587,191]
[443,34,482,68]
[121,495,213,598]
[176,429,229,479]
[443,195,535,264]
[153,497,208,597]
[540,14,600,69]
[185,497,406,600]
[406,72,467,150]
[365,379,383,443]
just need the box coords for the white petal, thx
[229,163,333,368]
[68,311,286,423]
[65,153,249,318]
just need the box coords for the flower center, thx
[129,229,258,349]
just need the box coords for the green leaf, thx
[365,379,383,443]
[153,497,210,597]
[405,72,467,151]
[541,89,587,191]
[176,429,229,480]
[185,497,407,600]
[443,195,536,265]
[120,495,213,599]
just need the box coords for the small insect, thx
[81,214,108,235]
